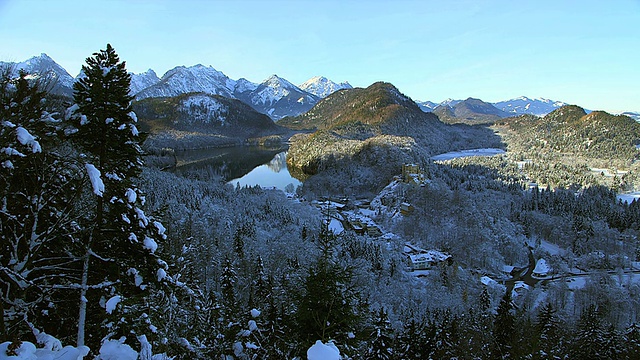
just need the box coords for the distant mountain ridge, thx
[495,105,640,164]
[433,97,510,124]
[494,96,569,116]
[419,96,570,117]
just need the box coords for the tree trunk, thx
[0,289,6,342]
[77,244,91,347]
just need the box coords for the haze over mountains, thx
[3,53,636,122]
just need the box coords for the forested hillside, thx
[282,82,503,196]
[133,92,288,151]
[497,105,640,164]
[494,105,640,190]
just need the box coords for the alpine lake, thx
[171,145,303,192]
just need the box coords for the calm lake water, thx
[173,146,302,192]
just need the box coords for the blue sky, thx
[1,0,638,112]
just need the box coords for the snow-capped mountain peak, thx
[494,96,568,116]
[251,75,297,106]
[129,69,160,95]
[262,74,299,91]
[440,98,462,107]
[135,64,236,100]
[299,76,352,98]
[0,53,75,96]
[233,78,258,94]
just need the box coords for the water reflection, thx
[228,151,302,192]
[171,146,301,191]
[173,145,286,180]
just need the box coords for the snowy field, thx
[431,148,506,161]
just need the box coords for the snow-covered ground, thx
[307,340,340,360]
[618,192,640,204]
[328,218,344,234]
[431,148,505,161]
[538,240,565,256]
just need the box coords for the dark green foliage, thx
[493,290,515,359]
[72,43,140,181]
[533,303,564,360]
[366,308,395,360]
[0,67,84,344]
[294,229,362,352]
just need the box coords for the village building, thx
[532,258,551,278]
[400,202,414,216]
[404,244,452,271]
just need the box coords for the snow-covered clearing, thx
[538,240,565,256]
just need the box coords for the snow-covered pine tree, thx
[570,304,606,360]
[366,308,395,360]
[533,302,563,360]
[0,67,84,343]
[68,44,169,351]
[219,256,241,358]
[295,226,362,353]
[492,290,515,359]
[395,317,429,360]
[623,323,640,359]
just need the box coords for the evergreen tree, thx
[395,317,431,360]
[571,304,606,360]
[0,67,84,343]
[492,290,515,359]
[365,308,395,360]
[432,310,460,359]
[68,44,169,350]
[220,256,237,311]
[623,323,640,360]
[218,256,242,358]
[295,227,362,354]
[533,302,563,360]
[601,324,624,359]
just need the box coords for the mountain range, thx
[1,54,352,120]
[3,53,634,123]
[417,96,571,119]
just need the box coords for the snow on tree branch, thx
[85,163,104,196]
[15,126,42,153]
